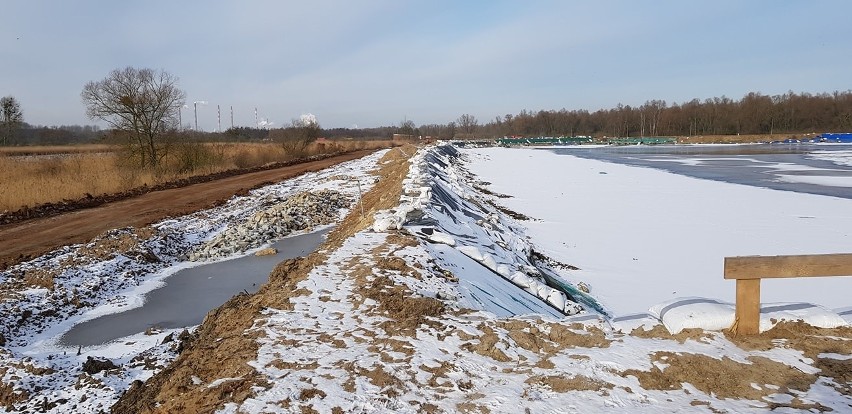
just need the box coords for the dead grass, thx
[22,269,56,290]
[0,152,132,211]
[78,227,157,260]
[0,140,394,212]
[0,144,115,156]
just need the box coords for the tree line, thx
[470,91,852,139]
[377,91,852,140]
[12,124,102,145]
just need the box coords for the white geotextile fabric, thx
[649,297,849,334]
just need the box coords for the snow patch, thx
[649,297,848,334]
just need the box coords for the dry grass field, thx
[0,140,393,212]
[0,144,116,156]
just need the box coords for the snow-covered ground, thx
[2,144,850,413]
[465,146,852,320]
[217,144,851,413]
[0,151,389,412]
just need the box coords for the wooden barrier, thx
[724,253,852,335]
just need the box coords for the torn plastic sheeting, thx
[536,265,609,317]
[416,145,595,316]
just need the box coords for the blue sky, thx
[2,0,850,130]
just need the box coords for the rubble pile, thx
[190,190,350,261]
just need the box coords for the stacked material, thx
[190,190,350,261]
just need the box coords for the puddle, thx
[60,228,330,347]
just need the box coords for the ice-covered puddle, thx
[60,227,330,347]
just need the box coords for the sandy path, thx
[0,150,376,268]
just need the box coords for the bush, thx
[231,148,256,169]
[168,142,224,174]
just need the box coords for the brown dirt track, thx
[0,149,377,270]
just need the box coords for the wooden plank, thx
[724,253,852,280]
[733,279,761,335]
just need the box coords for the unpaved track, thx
[0,150,376,269]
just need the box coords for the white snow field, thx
[465,146,852,321]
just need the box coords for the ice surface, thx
[465,147,852,317]
[809,149,852,167]
[776,174,852,187]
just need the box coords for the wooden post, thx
[725,253,852,336]
[734,279,761,335]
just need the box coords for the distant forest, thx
[4,124,405,146]
[471,90,852,139]
[12,124,103,145]
[5,90,852,145]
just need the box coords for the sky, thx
[1,1,851,131]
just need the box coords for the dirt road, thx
[0,149,377,269]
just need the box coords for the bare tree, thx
[456,113,478,138]
[81,67,186,168]
[398,119,416,138]
[272,113,321,157]
[640,100,666,136]
[0,96,23,145]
